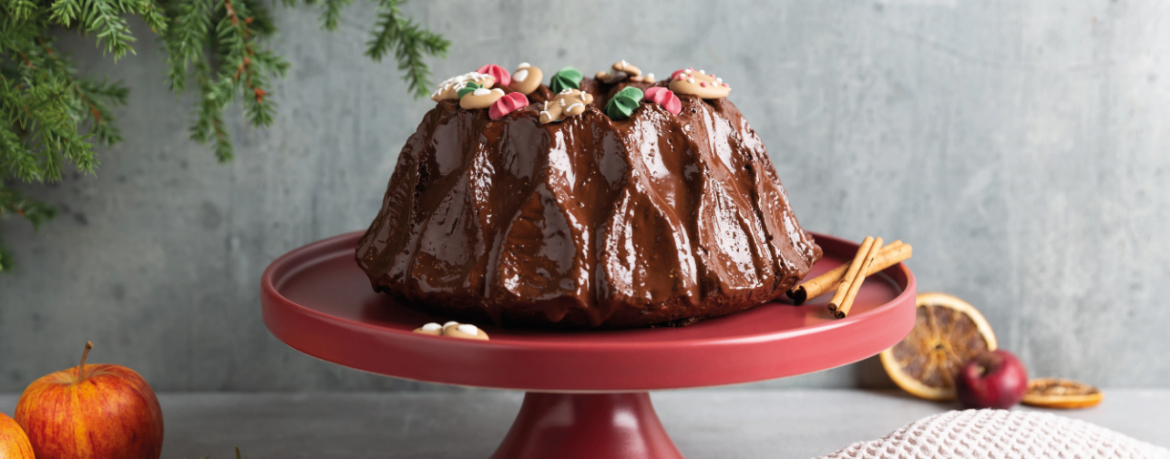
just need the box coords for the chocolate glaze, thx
[356,78,822,328]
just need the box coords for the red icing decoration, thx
[490,92,529,120]
[670,69,689,81]
[644,87,681,115]
[477,64,511,87]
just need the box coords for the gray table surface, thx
[2,390,1167,459]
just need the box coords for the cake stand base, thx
[491,392,683,459]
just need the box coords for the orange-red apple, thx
[15,342,163,459]
[0,412,35,458]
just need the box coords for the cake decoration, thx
[431,72,495,101]
[448,324,489,340]
[539,89,593,124]
[413,322,443,335]
[604,86,643,120]
[460,87,505,109]
[476,64,511,87]
[669,68,730,99]
[596,60,642,84]
[508,63,543,95]
[358,59,822,328]
[548,67,583,93]
[489,92,528,120]
[456,81,481,99]
[413,321,490,340]
[643,87,681,115]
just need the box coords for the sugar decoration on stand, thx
[413,321,490,340]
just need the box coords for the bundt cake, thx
[356,62,822,328]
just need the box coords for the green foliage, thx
[365,0,448,99]
[0,0,447,270]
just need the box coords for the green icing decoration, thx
[549,67,583,93]
[456,81,481,98]
[604,86,644,120]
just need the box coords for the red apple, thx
[956,349,1029,409]
[15,342,164,459]
[0,412,35,459]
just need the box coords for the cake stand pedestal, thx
[261,232,917,459]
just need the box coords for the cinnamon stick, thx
[787,241,911,305]
[827,236,874,312]
[835,237,883,319]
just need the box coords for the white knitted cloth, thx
[817,409,1170,459]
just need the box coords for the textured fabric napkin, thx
[817,409,1169,459]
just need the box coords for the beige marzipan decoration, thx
[460,87,506,109]
[413,321,490,340]
[668,68,730,99]
[596,60,655,84]
[508,63,543,95]
[538,89,594,124]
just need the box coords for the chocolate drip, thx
[356,78,821,328]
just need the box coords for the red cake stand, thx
[261,232,916,459]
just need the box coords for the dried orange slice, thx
[880,292,998,401]
[1022,378,1103,409]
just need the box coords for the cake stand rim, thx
[261,230,917,390]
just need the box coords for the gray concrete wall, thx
[1,0,1167,391]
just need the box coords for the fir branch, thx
[78,0,138,60]
[7,0,37,22]
[318,0,351,31]
[163,0,214,93]
[48,0,85,26]
[365,0,448,99]
[213,0,287,129]
[76,77,129,145]
[190,61,233,161]
[0,0,449,269]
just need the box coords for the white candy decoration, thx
[473,88,491,96]
[457,324,479,336]
[443,321,459,328]
[518,62,531,68]
[514,69,529,82]
[421,322,442,331]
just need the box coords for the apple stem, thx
[77,341,94,382]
